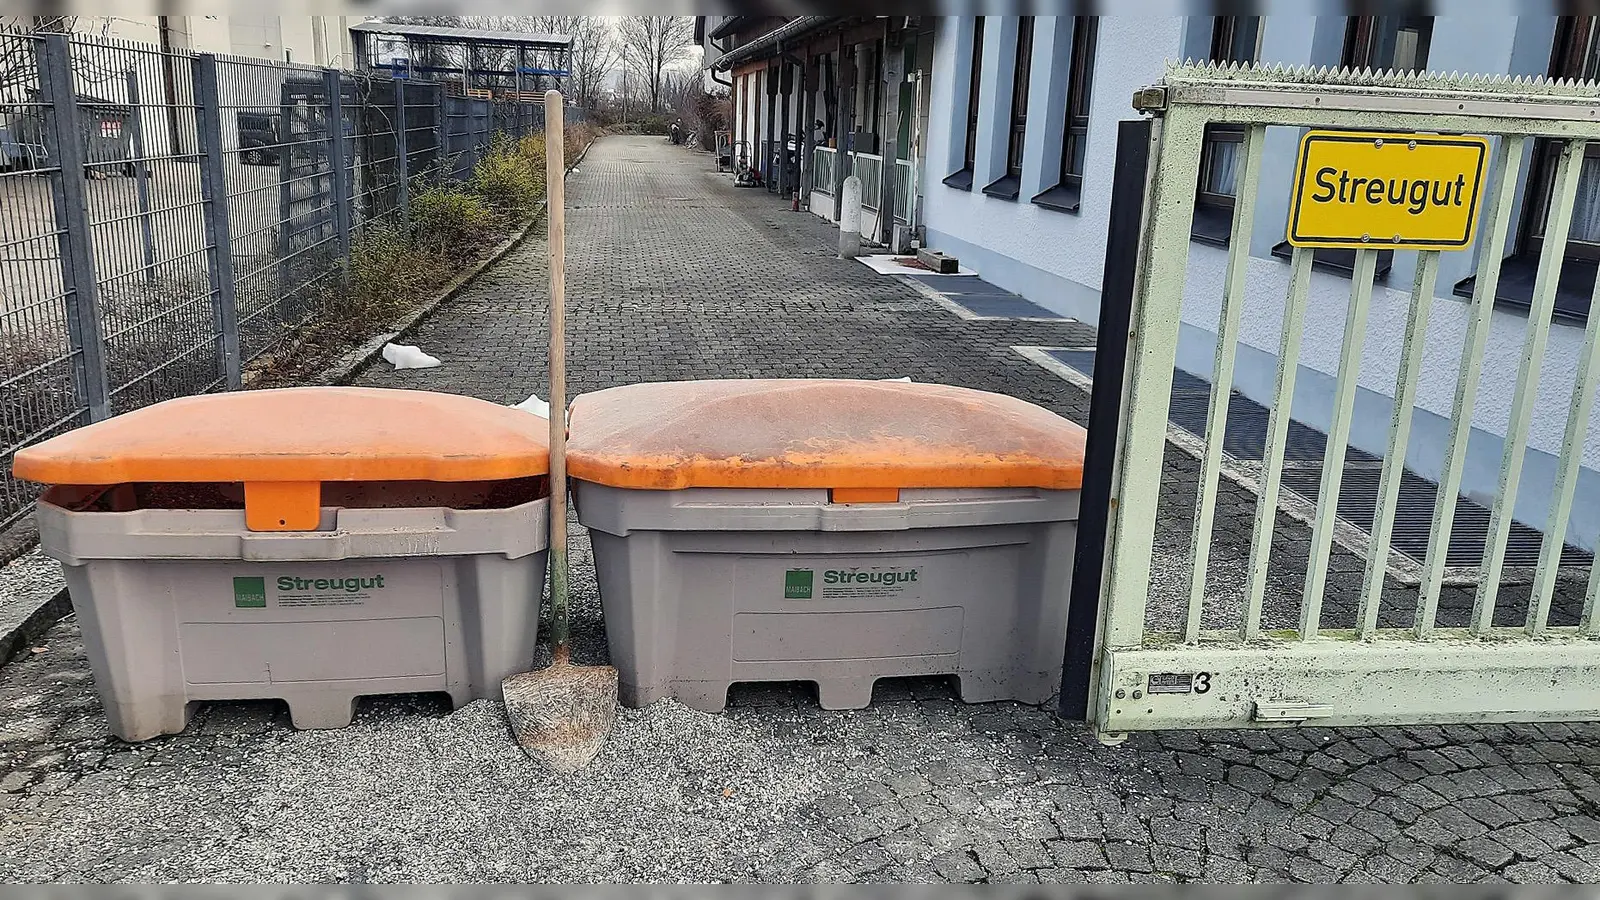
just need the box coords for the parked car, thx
[238,111,279,166]
[0,120,47,172]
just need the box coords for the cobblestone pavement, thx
[2,136,1598,883]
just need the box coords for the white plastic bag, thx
[382,343,441,370]
[513,393,551,418]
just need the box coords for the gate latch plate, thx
[1253,700,1334,722]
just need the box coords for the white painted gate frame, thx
[1091,64,1600,738]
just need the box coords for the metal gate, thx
[1082,64,1600,738]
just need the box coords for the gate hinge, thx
[1253,700,1334,722]
[1131,86,1168,114]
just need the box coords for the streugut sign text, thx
[1287,130,1490,251]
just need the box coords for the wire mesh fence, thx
[0,27,550,529]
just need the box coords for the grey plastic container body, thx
[575,483,1079,711]
[36,497,548,742]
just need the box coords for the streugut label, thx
[784,566,923,600]
[276,575,385,593]
[823,569,919,585]
[1306,170,1470,215]
[1288,130,1489,251]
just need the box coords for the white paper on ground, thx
[382,343,441,369]
[856,254,977,277]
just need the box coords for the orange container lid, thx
[565,379,1086,492]
[13,387,550,486]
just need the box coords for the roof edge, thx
[710,16,836,72]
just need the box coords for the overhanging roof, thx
[351,21,573,50]
[708,17,747,42]
[710,16,833,72]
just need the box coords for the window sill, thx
[1270,241,1394,279]
[982,174,1021,201]
[942,168,974,192]
[1452,255,1594,325]
[1190,204,1233,247]
[1031,183,1081,214]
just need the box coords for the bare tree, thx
[661,67,696,117]
[524,16,617,110]
[0,16,69,96]
[413,16,613,106]
[0,17,128,98]
[617,16,694,115]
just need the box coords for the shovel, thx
[502,90,618,774]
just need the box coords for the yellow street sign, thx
[1287,130,1490,251]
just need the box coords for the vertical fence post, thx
[434,86,446,176]
[38,33,111,422]
[393,77,409,222]
[276,98,294,309]
[125,69,157,278]
[193,53,242,389]
[324,68,352,260]
[1059,118,1152,721]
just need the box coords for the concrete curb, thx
[0,136,602,668]
[0,583,72,668]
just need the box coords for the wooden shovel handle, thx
[544,90,569,650]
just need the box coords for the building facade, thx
[73,15,364,67]
[704,13,1600,552]
[25,16,371,158]
[704,16,935,246]
[922,13,1600,551]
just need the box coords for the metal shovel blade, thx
[502,657,618,774]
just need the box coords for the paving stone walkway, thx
[1,136,1597,883]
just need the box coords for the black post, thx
[194,54,242,389]
[126,69,157,277]
[764,60,777,191]
[394,77,409,220]
[778,61,792,195]
[800,55,816,202]
[833,43,855,221]
[1058,118,1153,722]
[324,68,352,259]
[38,34,110,422]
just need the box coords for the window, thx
[1008,17,1034,177]
[984,17,1034,200]
[1269,15,1428,274]
[1525,17,1600,263]
[1342,16,1433,71]
[1456,16,1600,321]
[945,17,985,190]
[1032,17,1097,213]
[1192,16,1261,245]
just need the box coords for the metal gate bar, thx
[1185,124,1265,643]
[1242,247,1311,641]
[1356,251,1439,636]
[1475,139,1585,631]
[1416,136,1526,636]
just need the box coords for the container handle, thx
[240,531,352,561]
[816,502,912,532]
